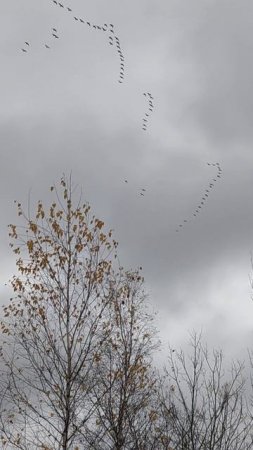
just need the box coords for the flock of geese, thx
[175,162,223,232]
[142,93,154,131]
[20,1,223,232]
[124,180,146,197]
[21,0,126,85]
[123,162,223,212]
[21,32,57,52]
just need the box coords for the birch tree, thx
[0,176,121,449]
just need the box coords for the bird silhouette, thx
[52,34,59,38]
[45,44,50,49]
[21,48,27,52]
[52,28,57,32]
[25,42,29,46]
[67,7,72,11]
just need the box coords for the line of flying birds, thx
[175,162,223,232]
[52,0,125,83]
[142,92,154,131]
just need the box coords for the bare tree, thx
[158,332,253,450]
[78,269,161,449]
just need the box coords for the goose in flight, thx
[25,41,29,46]
[45,44,50,48]
[21,48,27,52]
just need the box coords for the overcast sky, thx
[1,0,253,366]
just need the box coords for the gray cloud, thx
[1,0,253,365]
